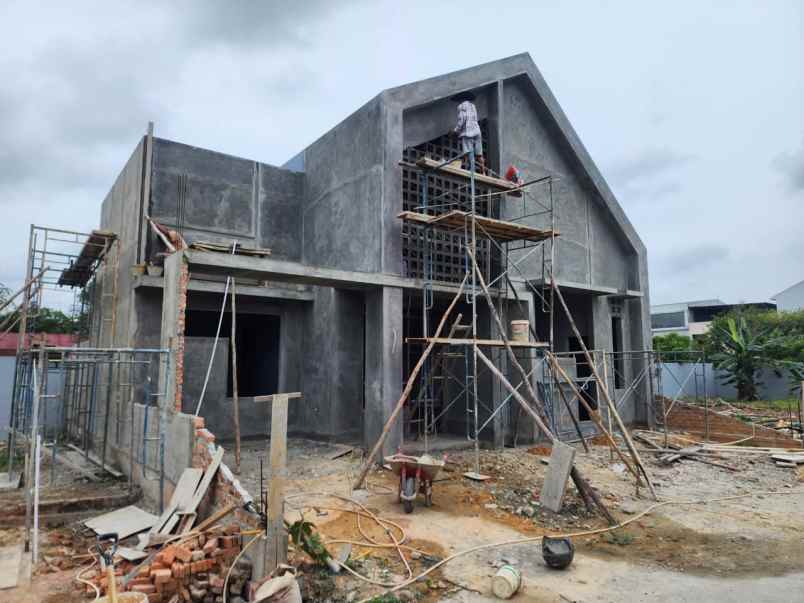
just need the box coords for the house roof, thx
[0,333,79,356]
[772,279,804,300]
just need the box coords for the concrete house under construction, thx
[10,54,650,498]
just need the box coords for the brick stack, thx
[191,417,261,529]
[86,524,249,602]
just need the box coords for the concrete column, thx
[364,286,403,455]
[159,252,188,413]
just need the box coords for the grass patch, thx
[604,530,635,546]
[730,398,799,412]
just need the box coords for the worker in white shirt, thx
[453,92,484,173]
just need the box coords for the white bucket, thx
[510,320,530,343]
[492,564,521,599]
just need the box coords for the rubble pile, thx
[86,524,250,602]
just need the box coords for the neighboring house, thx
[81,53,652,459]
[651,300,777,339]
[772,280,804,311]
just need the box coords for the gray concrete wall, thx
[299,96,386,273]
[148,138,305,262]
[659,362,798,402]
[99,137,146,348]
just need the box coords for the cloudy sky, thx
[1,1,801,307]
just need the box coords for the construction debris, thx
[84,506,159,541]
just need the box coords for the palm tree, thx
[710,315,788,400]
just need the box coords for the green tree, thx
[653,332,693,354]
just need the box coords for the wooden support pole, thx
[547,352,641,481]
[551,277,658,500]
[475,346,615,524]
[0,266,47,316]
[466,249,549,425]
[230,278,241,474]
[553,376,590,453]
[569,466,616,525]
[353,274,468,490]
[253,392,301,577]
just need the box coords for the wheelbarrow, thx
[385,453,445,513]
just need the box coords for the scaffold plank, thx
[57,230,116,287]
[398,210,556,243]
[413,156,519,191]
[405,337,548,348]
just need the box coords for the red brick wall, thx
[173,258,189,411]
[661,401,800,448]
[192,417,260,528]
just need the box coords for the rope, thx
[74,549,100,602]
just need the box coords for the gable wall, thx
[500,76,637,291]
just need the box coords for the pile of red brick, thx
[87,524,251,602]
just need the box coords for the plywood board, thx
[85,505,158,540]
[540,442,576,513]
[0,545,21,590]
[151,468,203,535]
[183,447,224,517]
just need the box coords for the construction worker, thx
[453,92,484,173]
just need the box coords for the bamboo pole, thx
[230,278,241,474]
[547,352,641,482]
[551,277,657,499]
[353,274,468,490]
[0,266,47,316]
[466,249,549,426]
[553,374,590,453]
[475,346,616,524]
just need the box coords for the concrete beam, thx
[134,274,315,302]
[183,249,524,299]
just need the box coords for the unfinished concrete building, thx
[12,54,651,501]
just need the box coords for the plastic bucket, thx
[510,320,530,343]
[491,564,521,599]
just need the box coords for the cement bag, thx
[254,572,302,603]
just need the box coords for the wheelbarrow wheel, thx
[403,476,416,514]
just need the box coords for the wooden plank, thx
[253,392,302,403]
[266,394,290,572]
[151,468,203,535]
[406,337,548,348]
[540,441,576,513]
[183,447,224,518]
[414,157,519,191]
[0,545,21,590]
[398,210,556,243]
[85,505,158,539]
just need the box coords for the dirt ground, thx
[3,433,803,602]
[235,435,804,602]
